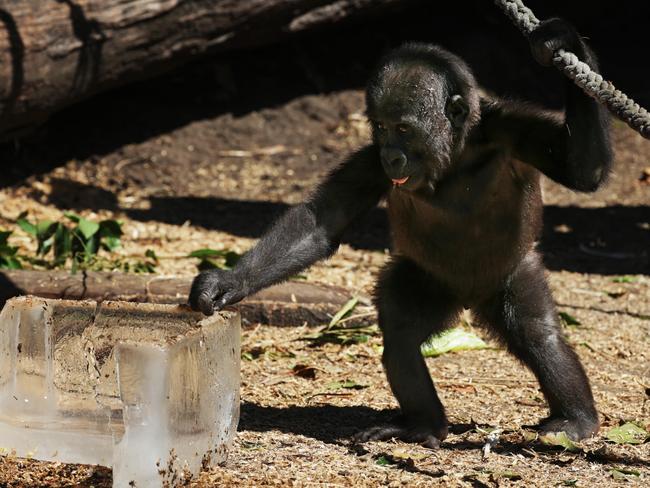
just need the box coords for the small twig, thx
[569,288,604,297]
[515,400,544,407]
[335,311,377,325]
[218,145,303,158]
[306,392,354,402]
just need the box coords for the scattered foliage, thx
[18,212,120,270]
[559,311,582,327]
[610,467,641,480]
[302,323,379,347]
[300,297,379,347]
[328,297,359,328]
[326,380,367,390]
[374,455,396,467]
[0,230,22,269]
[114,249,159,274]
[605,422,649,445]
[611,275,638,283]
[421,328,487,357]
[187,248,241,271]
[14,213,157,273]
[539,431,581,452]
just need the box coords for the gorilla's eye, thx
[376,121,386,131]
[396,123,410,134]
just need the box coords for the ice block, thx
[0,296,240,487]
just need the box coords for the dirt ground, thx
[0,37,649,486]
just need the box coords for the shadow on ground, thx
[239,402,650,469]
[239,402,385,443]
[120,194,648,275]
[31,178,650,275]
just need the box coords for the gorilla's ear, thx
[447,94,469,129]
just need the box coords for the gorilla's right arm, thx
[189,145,388,315]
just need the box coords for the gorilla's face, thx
[367,61,471,192]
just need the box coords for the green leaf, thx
[138,262,157,274]
[0,239,22,270]
[328,297,359,328]
[522,430,538,443]
[145,249,158,262]
[36,220,55,238]
[17,217,37,236]
[327,380,367,390]
[539,431,581,452]
[4,256,22,270]
[421,327,487,357]
[103,236,121,252]
[0,244,16,256]
[223,250,241,268]
[606,422,649,445]
[559,311,581,327]
[189,248,242,271]
[610,468,640,480]
[77,218,100,240]
[375,456,395,466]
[53,224,72,265]
[98,219,123,238]
[38,232,56,256]
[611,275,638,283]
[188,248,228,259]
[64,211,81,223]
[562,480,578,487]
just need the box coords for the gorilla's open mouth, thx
[391,176,410,186]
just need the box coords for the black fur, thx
[189,18,611,446]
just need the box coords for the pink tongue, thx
[392,176,410,185]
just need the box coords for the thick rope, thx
[495,0,650,139]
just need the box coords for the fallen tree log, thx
[0,269,374,327]
[0,0,409,139]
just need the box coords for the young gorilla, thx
[190,18,612,448]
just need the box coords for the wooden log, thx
[0,269,374,327]
[0,0,408,138]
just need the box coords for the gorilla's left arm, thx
[482,18,613,192]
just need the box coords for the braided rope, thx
[495,0,650,139]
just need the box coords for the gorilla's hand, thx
[529,18,582,67]
[189,269,248,316]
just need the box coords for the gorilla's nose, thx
[380,147,408,176]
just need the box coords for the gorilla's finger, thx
[215,289,243,311]
[198,291,218,316]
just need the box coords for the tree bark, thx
[0,0,409,139]
[0,269,373,327]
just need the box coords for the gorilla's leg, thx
[474,252,599,440]
[355,258,462,448]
